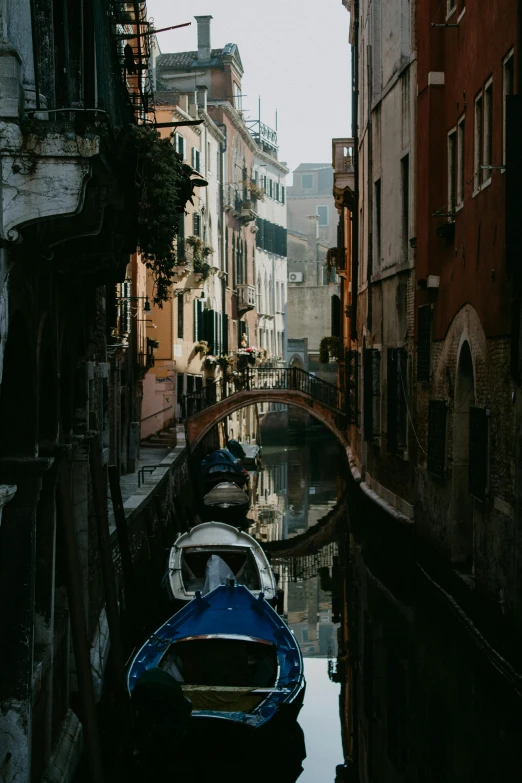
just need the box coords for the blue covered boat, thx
[200,448,250,489]
[127,583,305,733]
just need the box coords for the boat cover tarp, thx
[203,554,234,594]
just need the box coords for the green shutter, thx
[194,298,199,341]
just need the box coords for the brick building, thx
[414,0,520,611]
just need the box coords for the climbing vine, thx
[319,336,343,364]
[123,124,207,305]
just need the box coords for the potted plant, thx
[195,340,209,356]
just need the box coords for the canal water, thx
[245,422,522,782]
[247,428,344,782]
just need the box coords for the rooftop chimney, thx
[195,16,212,63]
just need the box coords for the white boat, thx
[167,522,278,606]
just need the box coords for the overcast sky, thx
[147,0,352,175]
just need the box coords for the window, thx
[374,179,382,269]
[275,183,279,201]
[503,50,515,166]
[474,92,483,191]
[317,206,329,227]
[233,82,242,111]
[401,155,409,257]
[346,349,359,425]
[281,185,285,204]
[268,179,273,198]
[176,373,184,404]
[363,348,381,441]
[177,212,185,262]
[177,295,184,339]
[483,79,493,184]
[447,127,457,213]
[207,141,211,173]
[191,146,201,172]
[457,116,465,207]
[417,305,432,383]
[174,133,186,160]
[469,406,489,501]
[427,400,447,476]
[387,348,407,453]
[301,174,313,189]
[193,212,201,237]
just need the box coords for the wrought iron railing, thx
[182,367,345,418]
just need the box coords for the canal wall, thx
[48,445,194,783]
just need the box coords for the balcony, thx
[327,247,347,274]
[236,284,256,313]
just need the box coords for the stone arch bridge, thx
[182,367,348,450]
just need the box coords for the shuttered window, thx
[346,349,359,425]
[191,146,201,172]
[427,400,447,476]
[417,305,431,383]
[193,212,201,237]
[387,348,408,452]
[363,349,381,441]
[177,295,184,339]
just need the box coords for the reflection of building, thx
[283,543,339,658]
[341,526,522,783]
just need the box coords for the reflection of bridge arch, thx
[183,367,348,451]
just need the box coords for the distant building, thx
[287,164,340,384]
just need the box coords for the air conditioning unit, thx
[289,272,303,283]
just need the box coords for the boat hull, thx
[128,585,305,734]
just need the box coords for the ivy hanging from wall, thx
[122,124,208,306]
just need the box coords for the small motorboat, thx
[203,481,250,511]
[127,583,305,734]
[167,521,277,606]
[201,448,250,489]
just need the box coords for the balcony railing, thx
[236,284,256,311]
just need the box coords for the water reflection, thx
[249,428,345,782]
[250,425,522,782]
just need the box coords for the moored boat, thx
[203,481,250,511]
[127,583,305,733]
[201,448,250,489]
[167,521,277,605]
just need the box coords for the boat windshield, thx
[181,548,262,593]
[159,637,278,712]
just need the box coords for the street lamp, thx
[114,295,152,312]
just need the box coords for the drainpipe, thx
[351,0,359,342]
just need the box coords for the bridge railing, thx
[182,367,345,418]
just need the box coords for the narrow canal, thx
[244,419,522,782]
[110,418,522,783]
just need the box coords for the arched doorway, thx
[452,341,475,569]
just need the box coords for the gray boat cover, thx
[203,554,234,595]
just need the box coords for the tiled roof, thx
[156,49,224,70]
[154,91,180,106]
